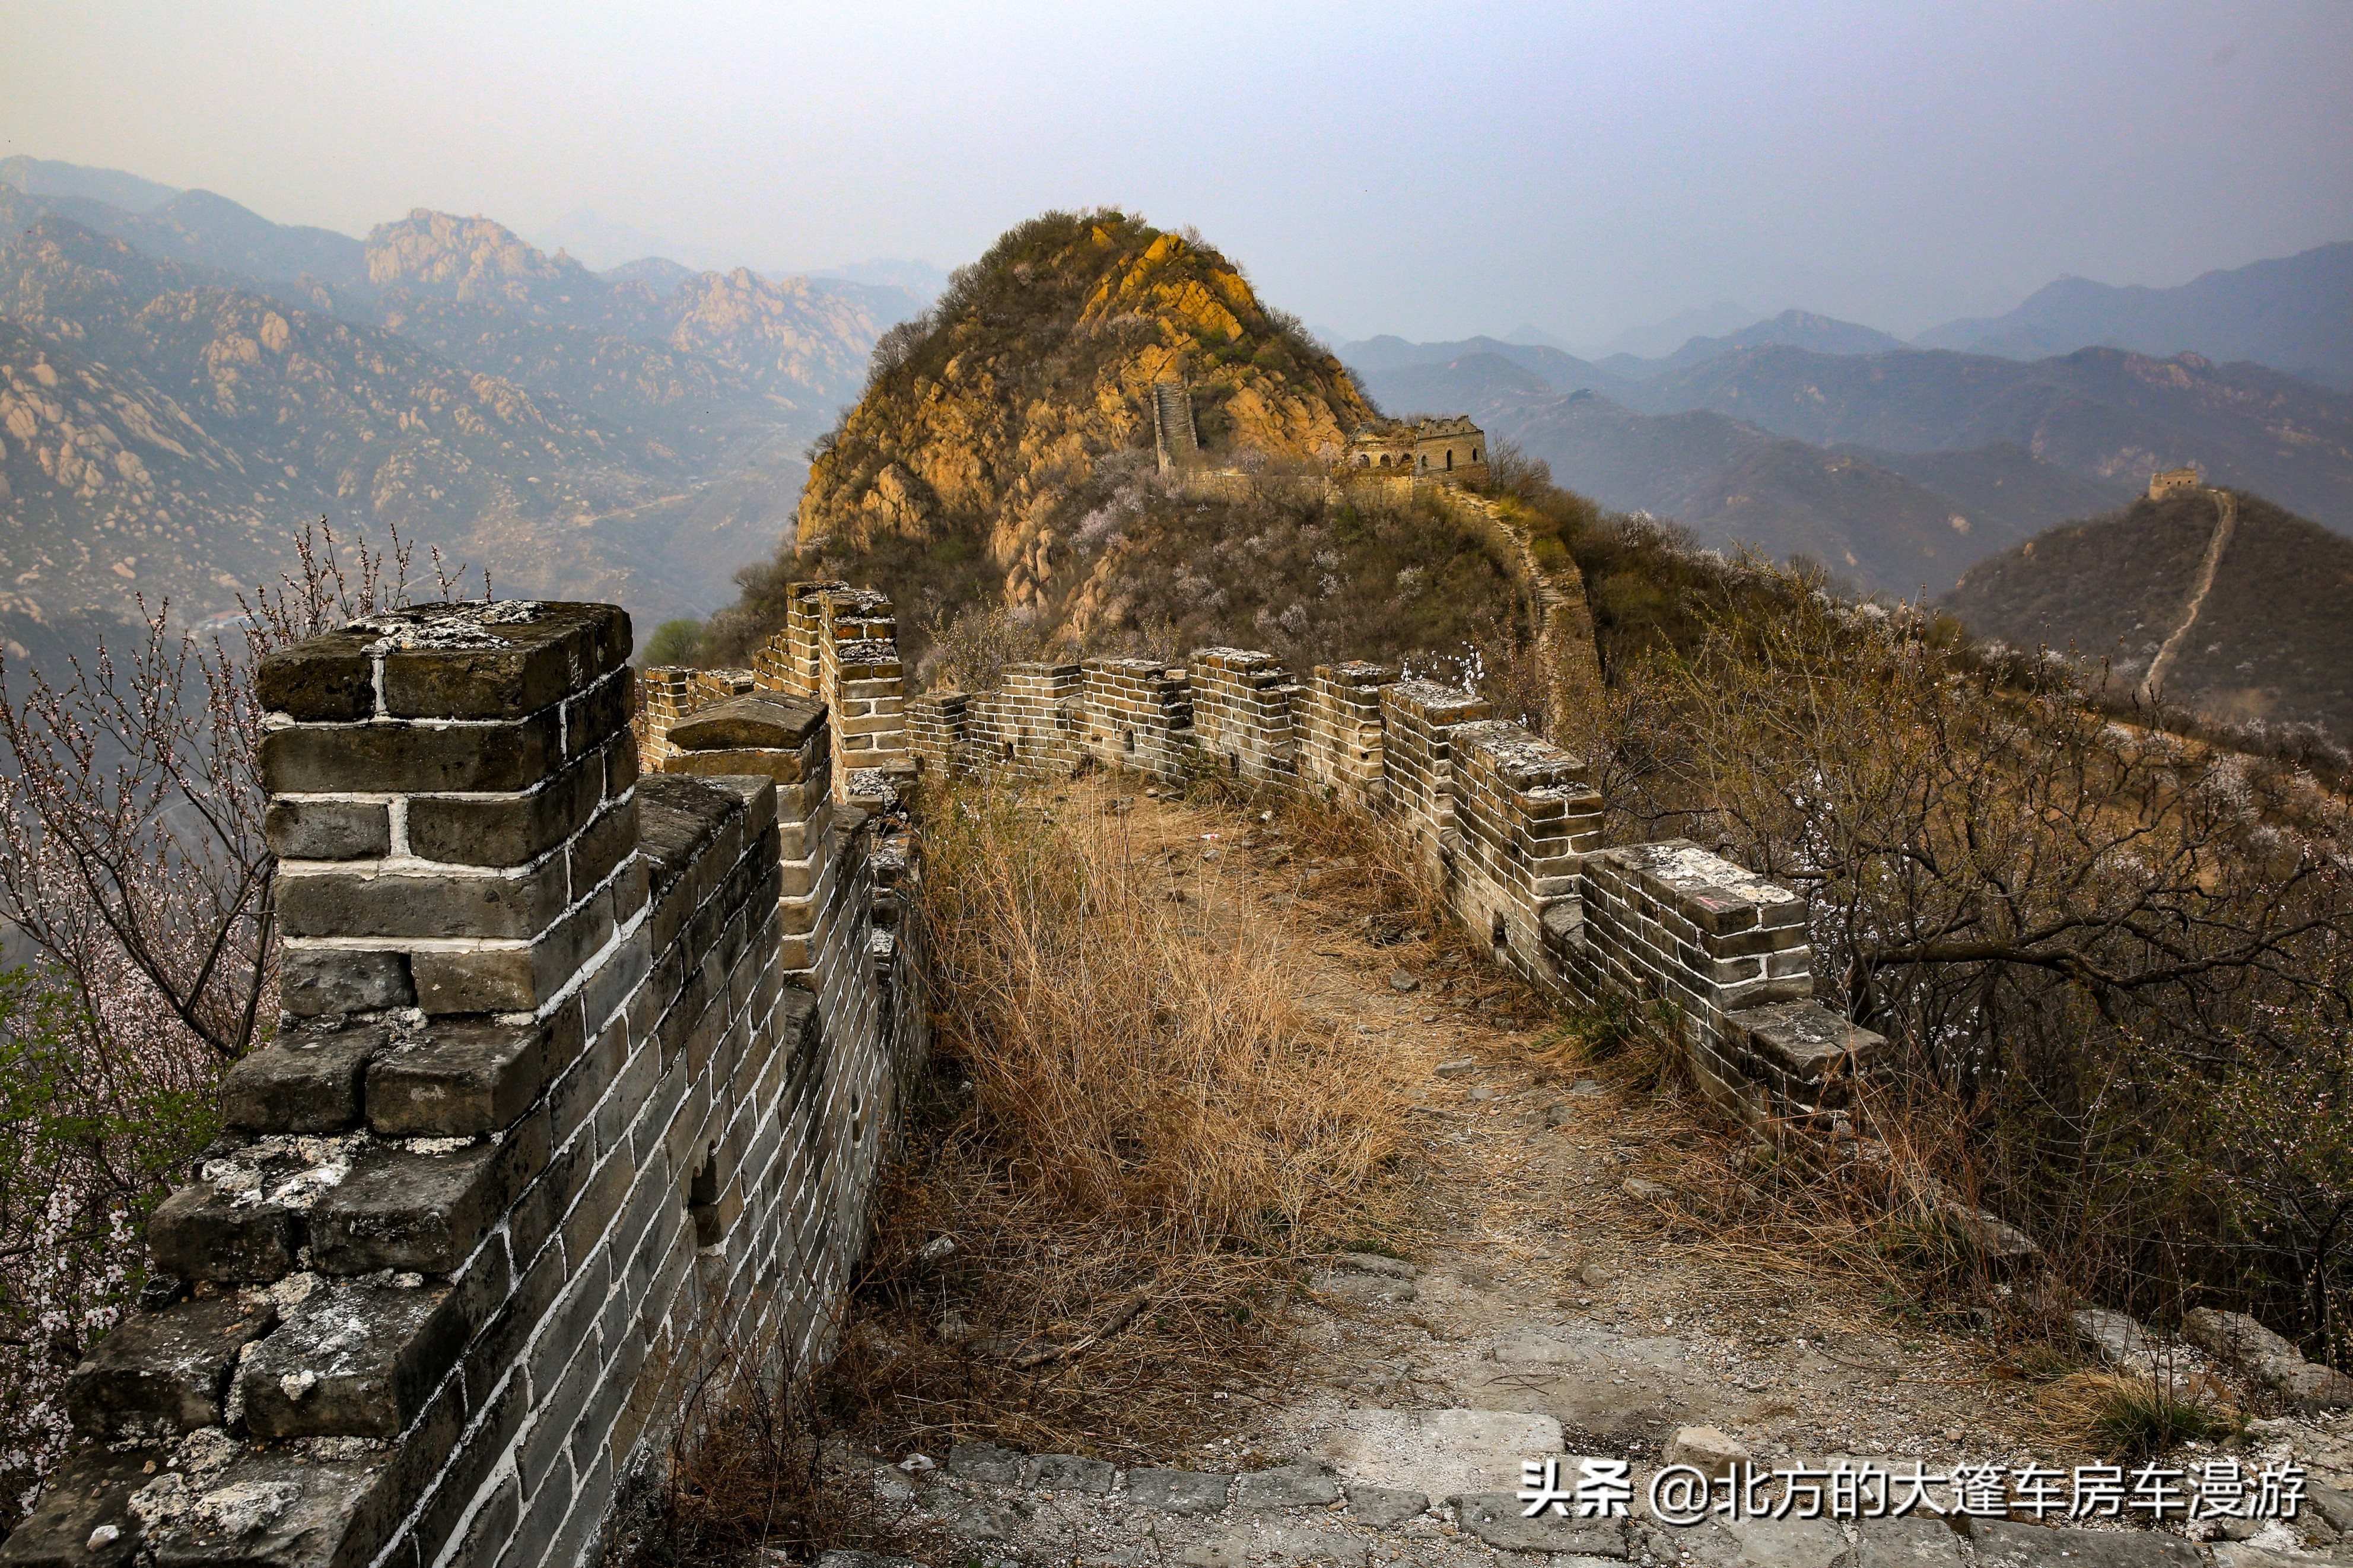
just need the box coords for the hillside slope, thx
[1940,489,2353,734]
[789,211,1375,592]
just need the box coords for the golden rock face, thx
[792,214,1378,610]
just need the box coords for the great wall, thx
[9,578,2349,1568]
[0,570,1891,1568]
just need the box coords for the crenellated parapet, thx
[751,583,1885,1145]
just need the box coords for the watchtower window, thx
[1446,449,1454,470]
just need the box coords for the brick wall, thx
[1297,661,1391,813]
[1081,659,1194,777]
[11,602,923,1568]
[1188,648,1301,785]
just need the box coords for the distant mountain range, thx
[1916,243,2353,392]
[1351,313,2353,596]
[1941,488,2353,737]
[0,160,918,661]
[1494,241,2353,392]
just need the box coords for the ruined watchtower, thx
[1346,415,1489,485]
[2149,465,2202,501]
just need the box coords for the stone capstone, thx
[222,1027,381,1134]
[146,1184,301,1286]
[308,1127,544,1274]
[144,1450,393,1568]
[365,1019,546,1137]
[669,693,825,750]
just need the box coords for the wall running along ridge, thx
[5,598,924,1568]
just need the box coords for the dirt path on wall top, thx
[821,779,2353,1568]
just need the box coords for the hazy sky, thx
[4,0,2348,344]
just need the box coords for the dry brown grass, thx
[2029,1369,2241,1461]
[921,781,1410,1245]
[819,777,1417,1460]
[609,1295,904,1568]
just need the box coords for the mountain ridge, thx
[1939,488,2353,735]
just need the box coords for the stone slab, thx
[1028,1454,1117,1494]
[1314,1407,1565,1498]
[222,1028,381,1134]
[1235,1459,1341,1510]
[947,1442,1026,1484]
[237,1283,462,1439]
[1454,1492,1630,1557]
[1128,1467,1233,1516]
[63,1296,276,1440]
[1966,1521,2205,1568]
[1343,1483,1427,1526]
[1856,1515,1964,1568]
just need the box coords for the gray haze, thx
[2,0,2347,344]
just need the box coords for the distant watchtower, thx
[2149,465,2202,501]
[1345,415,1490,485]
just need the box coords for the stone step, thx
[237,1281,468,1439]
[309,1118,549,1275]
[63,1296,278,1440]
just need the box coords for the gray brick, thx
[266,799,391,860]
[406,755,602,868]
[280,947,415,1016]
[278,857,570,943]
[146,1184,300,1284]
[259,713,560,796]
[367,1019,546,1137]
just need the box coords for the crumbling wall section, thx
[972,662,1088,775]
[1443,720,1604,995]
[627,581,1885,1144]
[9,601,924,1568]
[1187,648,1302,785]
[1297,661,1391,813]
[1082,659,1194,777]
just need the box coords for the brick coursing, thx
[11,600,924,1568]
